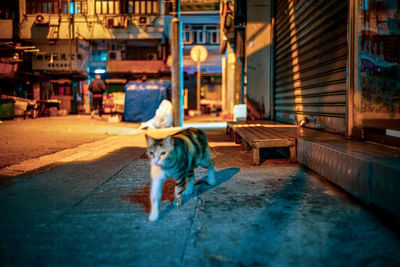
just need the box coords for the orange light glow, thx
[291,49,298,59]
[294,97,303,104]
[288,0,303,119]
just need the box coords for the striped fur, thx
[145,128,216,222]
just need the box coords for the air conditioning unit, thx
[147,53,158,60]
[105,17,128,28]
[108,50,121,60]
[34,14,50,25]
[136,16,151,26]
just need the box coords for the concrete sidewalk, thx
[1,128,399,266]
[227,121,400,219]
[1,115,399,221]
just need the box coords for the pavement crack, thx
[180,196,201,264]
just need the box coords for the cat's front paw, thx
[148,212,159,222]
[207,176,216,186]
[207,169,216,185]
[182,189,193,196]
[173,198,182,206]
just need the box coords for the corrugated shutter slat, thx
[274,0,348,133]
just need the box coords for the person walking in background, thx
[89,74,106,118]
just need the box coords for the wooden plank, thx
[236,127,297,142]
[253,146,260,165]
[289,145,296,162]
[253,138,295,148]
[226,121,302,164]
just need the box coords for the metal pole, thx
[171,0,183,126]
[197,58,201,112]
[346,0,356,138]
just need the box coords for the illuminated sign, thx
[94,69,106,74]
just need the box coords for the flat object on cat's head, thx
[144,127,183,140]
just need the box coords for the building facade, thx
[0,1,32,101]
[221,0,400,146]
[18,0,170,113]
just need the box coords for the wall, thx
[245,0,272,119]
[18,0,166,40]
[225,44,235,114]
[0,20,13,39]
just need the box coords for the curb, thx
[0,133,146,177]
[297,138,400,218]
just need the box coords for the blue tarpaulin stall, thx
[124,80,171,123]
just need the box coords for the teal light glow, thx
[69,2,75,14]
[94,69,106,74]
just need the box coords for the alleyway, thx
[0,117,399,266]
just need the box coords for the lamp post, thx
[190,45,208,112]
[171,0,184,127]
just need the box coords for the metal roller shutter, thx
[274,0,348,133]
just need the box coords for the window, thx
[26,0,87,14]
[91,50,108,62]
[71,0,88,14]
[60,0,69,14]
[191,25,204,44]
[207,30,219,44]
[182,24,220,45]
[183,30,192,44]
[198,31,205,44]
[27,0,58,14]
[120,0,160,15]
[95,0,121,14]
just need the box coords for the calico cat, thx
[145,127,216,222]
[139,99,173,130]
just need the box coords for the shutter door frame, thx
[273,0,348,134]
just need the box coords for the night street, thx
[1,117,399,266]
[1,0,400,265]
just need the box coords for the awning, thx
[105,78,127,84]
[0,72,37,81]
[50,79,71,84]
[37,71,88,80]
[107,60,167,74]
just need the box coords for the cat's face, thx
[145,135,173,166]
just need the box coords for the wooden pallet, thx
[227,121,299,165]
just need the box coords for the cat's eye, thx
[149,151,154,155]
[160,152,166,156]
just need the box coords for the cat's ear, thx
[164,136,174,147]
[145,134,155,146]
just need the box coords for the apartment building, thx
[19,0,169,113]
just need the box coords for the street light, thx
[190,45,208,112]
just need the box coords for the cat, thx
[139,99,173,130]
[145,127,216,222]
